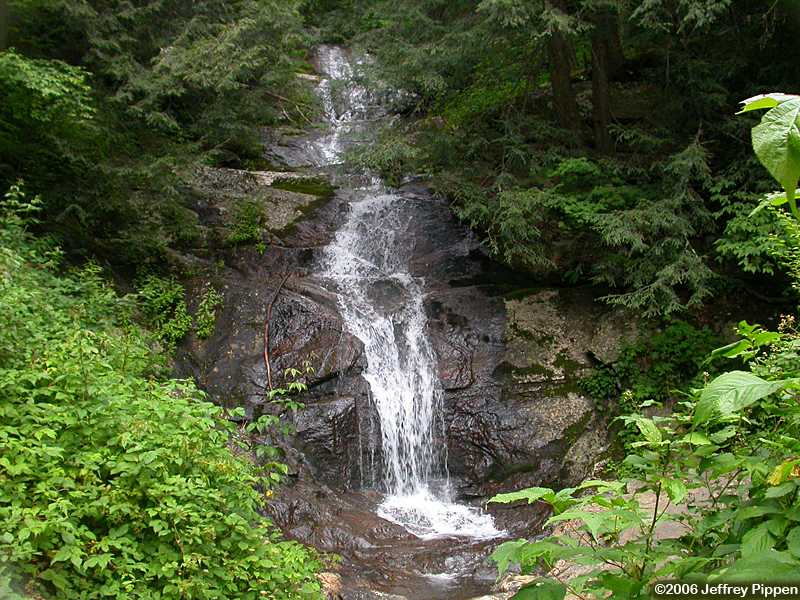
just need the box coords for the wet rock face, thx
[178,171,635,495]
[395,181,637,494]
[175,163,380,490]
[435,285,638,494]
[173,162,642,600]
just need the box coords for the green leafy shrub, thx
[227,199,264,246]
[136,275,192,349]
[196,287,224,339]
[581,321,720,409]
[490,324,800,596]
[0,49,94,140]
[0,187,321,599]
[713,169,789,276]
[580,321,720,452]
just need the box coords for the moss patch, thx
[271,176,336,198]
[561,408,593,447]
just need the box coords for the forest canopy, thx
[312,0,800,316]
[1,0,314,265]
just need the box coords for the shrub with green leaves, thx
[0,186,321,599]
[137,274,193,348]
[0,49,94,142]
[227,199,265,246]
[196,287,224,339]
[580,321,720,414]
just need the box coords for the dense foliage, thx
[324,0,800,317]
[580,320,719,415]
[485,97,800,597]
[1,0,315,266]
[0,187,321,598]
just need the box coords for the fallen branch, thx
[263,273,292,392]
[265,90,314,125]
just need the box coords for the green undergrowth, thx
[226,199,265,247]
[581,321,721,409]
[136,274,194,349]
[0,186,321,599]
[580,320,722,451]
[196,287,224,340]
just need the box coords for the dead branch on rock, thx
[265,90,314,125]
[264,272,292,392]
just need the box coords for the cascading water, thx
[315,46,502,540]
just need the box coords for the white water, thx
[315,46,502,540]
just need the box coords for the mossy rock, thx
[270,175,336,198]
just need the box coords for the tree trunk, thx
[591,9,620,154]
[608,13,624,77]
[547,0,582,142]
[0,0,8,51]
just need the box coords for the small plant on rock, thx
[195,287,223,339]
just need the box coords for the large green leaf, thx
[573,479,627,494]
[735,504,783,522]
[513,580,567,600]
[680,432,712,445]
[633,416,662,444]
[708,339,751,360]
[491,540,528,575]
[712,552,800,582]
[752,98,800,202]
[596,572,643,597]
[693,371,784,425]
[664,479,687,504]
[787,526,800,559]
[547,507,640,541]
[490,486,555,505]
[490,538,572,576]
[738,93,800,114]
[764,481,796,499]
[740,523,774,558]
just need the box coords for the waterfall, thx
[315,46,502,539]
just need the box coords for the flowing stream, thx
[315,46,502,540]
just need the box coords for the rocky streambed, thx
[174,46,639,599]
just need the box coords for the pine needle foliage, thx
[319,0,800,317]
[1,0,314,266]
